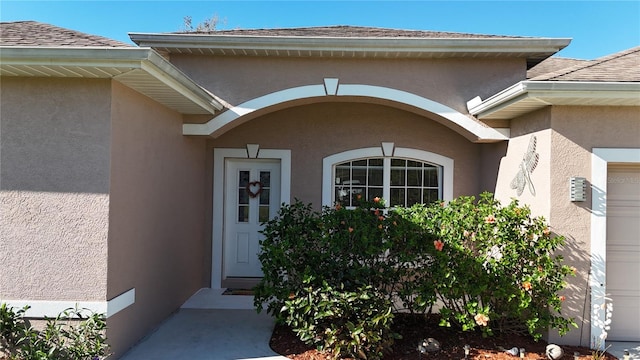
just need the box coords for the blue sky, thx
[2,1,639,59]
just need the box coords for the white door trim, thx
[590,147,640,347]
[212,146,291,289]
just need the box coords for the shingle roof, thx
[176,25,523,39]
[530,46,640,82]
[526,57,590,79]
[0,20,133,47]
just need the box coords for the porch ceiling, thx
[0,47,222,115]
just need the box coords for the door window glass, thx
[259,171,271,223]
[238,170,250,222]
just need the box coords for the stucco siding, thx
[478,142,509,194]
[546,105,640,346]
[495,108,552,219]
[106,81,208,357]
[171,55,524,116]
[494,107,576,344]
[495,105,640,346]
[0,77,110,301]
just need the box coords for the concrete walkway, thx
[119,288,639,360]
[120,289,287,360]
[607,341,640,360]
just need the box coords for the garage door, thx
[606,164,640,341]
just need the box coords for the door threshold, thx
[221,277,261,290]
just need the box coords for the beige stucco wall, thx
[495,105,640,346]
[495,108,552,219]
[106,81,208,357]
[479,141,509,195]
[0,77,110,301]
[547,105,640,346]
[171,55,524,115]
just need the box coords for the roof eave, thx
[469,81,640,119]
[0,46,222,114]
[140,50,223,112]
[129,33,570,62]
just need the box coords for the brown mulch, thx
[269,314,617,360]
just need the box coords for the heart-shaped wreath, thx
[246,181,263,198]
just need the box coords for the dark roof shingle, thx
[0,20,132,47]
[530,46,640,82]
[175,25,523,39]
[526,57,590,79]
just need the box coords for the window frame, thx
[322,146,454,207]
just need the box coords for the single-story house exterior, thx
[1,21,638,358]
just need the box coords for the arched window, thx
[334,158,440,207]
[322,145,453,207]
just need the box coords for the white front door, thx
[224,159,281,278]
[606,164,640,341]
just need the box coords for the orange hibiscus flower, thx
[474,313,489,326]
[433,240,444,251]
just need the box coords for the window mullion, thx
[404,165,408,205]
[437,166,442,200]
[349,161,354,207]
[383,157,391,208]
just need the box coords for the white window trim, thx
[590,148,640,348]
[322,145,453,207]
[212,146,291,289]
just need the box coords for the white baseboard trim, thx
[1,288,135,318]
[1,300,107,318]
[107,288,135,317]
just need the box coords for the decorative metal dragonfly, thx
[510,135,539,196]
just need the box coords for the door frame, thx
[590,148,640,346]
[212,146,291,289]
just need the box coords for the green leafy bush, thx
[282,276,396,359]
[254,199,393,317]
[255,192,577,358]
[0,303,110,360]
[254,198,399,359]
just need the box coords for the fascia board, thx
[0,46,152,67]
[129,33,570,55]
[469,81,640,118]
[524,81,640,96]
[141,51,223,112]
[468,82,529,115]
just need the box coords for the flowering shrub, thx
[404,193,578,339]
[0,303,110,360]
[254,192,577,357]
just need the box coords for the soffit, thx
[469,81,640,119]
[0,47,221,115]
